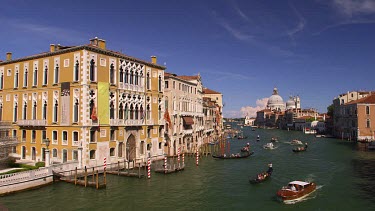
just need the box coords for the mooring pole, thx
[84,166,87,187]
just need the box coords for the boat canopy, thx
[289,181,310,186]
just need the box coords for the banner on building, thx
[98,82,109,125]
[60,82,70,126]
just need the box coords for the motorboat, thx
[263,142,275,149]
[293,143,308,152]
[290,140,303,145]
[271,137,278,142]
[276,181,316,204]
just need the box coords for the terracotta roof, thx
[203,88,221,94]
[177,75,199,81]
[346,94,375,105]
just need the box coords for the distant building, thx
[244,115,255,126]
[203,88,223,136]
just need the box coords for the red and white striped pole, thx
[164,156,167,173]
[104,157,107,171]
[196,148,199,166]
[147,156,151,179]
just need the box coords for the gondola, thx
[249,165,273,184]
[292,147,306,152]
[249,172,271,184]
[212,151,254,159]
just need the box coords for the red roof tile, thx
[203,88,221,94]
[346,94,375,105]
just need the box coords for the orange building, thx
[0,37,166,167]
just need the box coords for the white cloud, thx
[287,1,306,37]
[332,0,375,17]
[240,98,269,118]
[219,21,253,41]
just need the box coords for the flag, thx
[60,82,70,125]
[91,105,98,121]
[164,109,172,129]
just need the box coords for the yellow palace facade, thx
[0,37,166,167]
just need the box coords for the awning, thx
[182,116,194,125]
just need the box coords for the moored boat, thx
[212,151,254,159]
[276,181,316,203]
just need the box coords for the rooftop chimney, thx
[50,44,55,52]
[90,37,106,50]
[6,52,12,61]
[151,56,157,64]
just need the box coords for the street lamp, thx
[44,138,50,167]
[44,138,50,150]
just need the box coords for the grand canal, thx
[1,126,375,210]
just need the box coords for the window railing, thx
[17,119,47,126]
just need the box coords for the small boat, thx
[212,151,254,159]
[290,139,303,145]
[249,164,273,184]
[155,165,185,174]
[276,181,317,204]
[293,143,308,152]
[271,137,278,142]
[241,143,250,152]
[252,128,255,131]
[263,142,275,149]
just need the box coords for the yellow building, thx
[0,37,166,167]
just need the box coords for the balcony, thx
[90,119,99,126]
[183,129,193,136]
[17,119,47,126]
[145,119,154,125]
[125,119,143,126]
[118,83,144,92]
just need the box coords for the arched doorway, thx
[22,146,26,159]
[126,134,136,161]
[31,147,36,161]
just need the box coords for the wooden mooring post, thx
[84,166,87,187]
[75,167,77,185]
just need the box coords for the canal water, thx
[1,126,375,210]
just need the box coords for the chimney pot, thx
[151,56,157,64]
[50,44,55,52]
[6,52,12,61]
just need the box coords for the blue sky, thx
[1,0,375,118]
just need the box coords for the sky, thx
[1,0,375,118]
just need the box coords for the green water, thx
[1,127,375,210]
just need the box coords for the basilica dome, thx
[286,97,296,109]
[267,88,285,111]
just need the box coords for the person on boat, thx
[305,143,308,149]
[290,184,296,191]
[267,163,273,175]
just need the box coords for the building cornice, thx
[0,45,166,70]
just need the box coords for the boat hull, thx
[212,151,254,159]
[277,183,316,203]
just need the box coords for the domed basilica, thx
[266,88,300,111]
